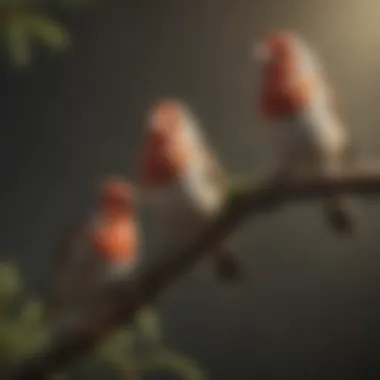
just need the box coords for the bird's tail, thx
[321,196,360,236]
[212,243,244,283]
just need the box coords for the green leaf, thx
[0,319,17,364]
[29,15,69,51]
[49,372,71,380]
[18,299,45,325]
[95,327,136,366]
[0,321,26,364]
[5,16,32,67]
[0,262,22,305]
[135,308,161,343]
[5,319,49,364]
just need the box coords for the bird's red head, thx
[146,99,187,142]
[254,30,316,120]
[99,178,136,216]
[93,178,138,263]
[141,99,191,186]
[253,30,301,73]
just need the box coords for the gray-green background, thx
[1,1,380,378]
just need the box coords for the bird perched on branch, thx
[254,30,360,235]
[47,178,140,323]
[139,99,243,283]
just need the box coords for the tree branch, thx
[8,164,380,380]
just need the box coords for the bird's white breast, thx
[146,166,223,219]
[269,101,348,166]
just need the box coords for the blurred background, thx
[1,0,380,379]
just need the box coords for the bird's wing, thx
[298,41,355,161]
[200,143,227,189]
[187,124,228,192]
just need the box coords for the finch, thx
[139,98,243,283]
[254,30,359,234]
[47,178,140,322]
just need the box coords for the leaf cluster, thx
[0,261,206,380]
[0,0,94,67]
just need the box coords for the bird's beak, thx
[252,42,272,63]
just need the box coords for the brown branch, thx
[8,164,380,380]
